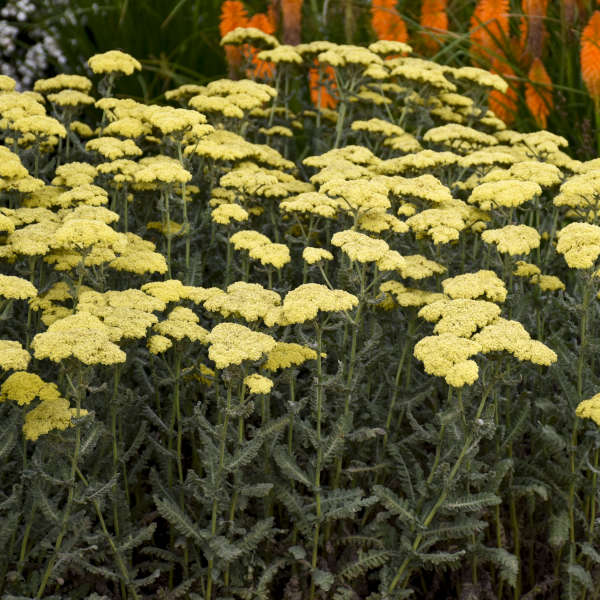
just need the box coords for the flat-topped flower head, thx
[249,242,291,269]
[530,274,565,292]
[472,318,557,365]
[423,124,498,150]
[419,298,501,337]
[0,371,61,406]
[331,230,389,262]
[211,203,249,225]
[204,282,281,322]
[368,40,412,56]
[207,322,276,369]
[380,281,445,307]
[0,274,37,300]
[220,27,279,49]
[303,247,334,265]
[154,307,208,343]
[148,334,173,355]
[31,312,126,365]
[513,261,542,277]
[556,222,600,268]
[23,394,88,441]
[12,115,67,139]
[52,219,124,252]
[230,230,271,251]
[414,333,482,386]
[406,208,466,244]
[88,50,142,76]
[244,373,274,394]
[109,233,167,275]
[468,180,541,210]
[141,279,187,303]
[576,393,600,427]
[258,46,302,64]
[553,172,600,212]
[263,342,318,371]
[265,283,358,326]
[34,74,92,93]
[0,340,31,371]
[451,66,508,92]
[280,192,341,218]
[0,74,16,91]
[481,224,541,256]
[395,254,446,280]
[86,137,142,160]
[47,90,95,108]
[442,270,507,303]
[390,174,453,204]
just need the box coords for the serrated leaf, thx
[581,542,600,564]
[480,547,518,587]
[567,563,593,591]
[339,550,391,581]
[240,483,273,497]
[372,485,418,525]
[273,448,312,488]
[209,535,243,562]
[153,494,207,542]
[289,545,306,560]
[417,550,465,566]
[443,493,500,513]
[312,568,334,591]
[548,511,569,549]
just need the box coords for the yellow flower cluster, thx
[481,224,541,256]
[207,322,276,369]
[576,393,600,427]
[442,270,507,303]
[556,222,600,269]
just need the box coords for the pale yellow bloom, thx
[0,274,37,300]
[481,224,541,256]
[442,270,506,303]
[207,322,276,369]
[576,393,600,427]
[88,50,141,75]
[303,247,334,264]
[556,222,600,269]
[244,373,274,394]
[0,340,31,371]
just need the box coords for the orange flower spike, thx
[219,0,248,37]
[246,11,277,80]
[489,61,518,125]
[420,0,448,52]
[525,57,553,128]
[371,0,408,42]
[282,0,303,45]
[309,61,338,110]
[220,1,249,74]
[470,0,510,66]
[581,11,600,106]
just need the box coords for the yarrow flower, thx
[88,50,142,76]
[207,322,276,369]
[481,224,541,256]
[442,270,507,303]
[576,393,600,427]
[556,222,600,269]
[413,333,482,387]
[264,283,358,326]
[244,373,274,394]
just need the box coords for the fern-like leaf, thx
[339,550,391,581]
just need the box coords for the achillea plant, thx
[2,24,600,600]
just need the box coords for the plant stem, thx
[36,367,84,598]
[309,322,324,600]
